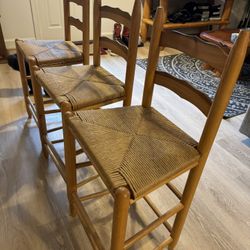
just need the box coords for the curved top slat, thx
[154,71,212,116]
[101,6,131,28]
[160,30,229,72]
[69,0,85,6]
[100,37,128,60]
[69,17,83,31]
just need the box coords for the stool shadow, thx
[0,88,23,98]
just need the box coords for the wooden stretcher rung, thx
[144,196,172,232]
[47,126,63,133]
[76,161,92,169]
[43,98,54,104]
[166,182,182,200]
[45,136,66,181]
[51,139,64,144]
[79,190,109,202]
[28,104,38,126]
[26,75,31,80]
[44,109,61,114]
[27,96,35,106]
[124,203,183,249]
[76,148,84,155]
[77,175,99,188]
[73,193,105,250]
[153,237,173,250]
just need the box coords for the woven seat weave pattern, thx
[17,40,82,66]
[69,106,200,198]
[35,65,125,110]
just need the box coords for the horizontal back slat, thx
[69,16,84,31]
[160,30,229,72]
[101,6,131,28]
[100,37,128,60]
[69,0,84,6]
[154,71,212,116]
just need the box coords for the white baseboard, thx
[5,37,36,50]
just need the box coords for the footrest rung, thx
[144,196,172,232]
[77,175,99,188]
[44,109,61,114]
[79,190,109,202]
[166,182,182,200]
[43,99,54,104]
[76,161,92,168]
[153,237,173,250]
[47,126,63,133]
[45,137,66,181]
[124,203,183,249]
[73,193,105,250]
[76,148,84,155]
[51,139,64,144]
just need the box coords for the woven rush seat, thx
[35,65,125,110]
[16,39,83,67]
[68,106,200,199]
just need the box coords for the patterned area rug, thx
[137,54,250,118]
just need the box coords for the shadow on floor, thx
[0,88,23,98]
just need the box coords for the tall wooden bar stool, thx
[16,0,90,122]
[64,7,250,250]
[31,0,141,181]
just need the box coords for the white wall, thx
[0,0,35,49]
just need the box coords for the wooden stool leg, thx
[62,102,77,216]
[169,167,203,249]
[220,0,234,29]
[111,187,130,250]
[141,0,151,42]
[29,57,48,158]
[16,41,32,118]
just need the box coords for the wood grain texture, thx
[0,42,250,249]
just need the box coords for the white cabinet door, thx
[31,0,64,40]
[30,0,135,41]
[0,0,35,48]
[30,0,89,40]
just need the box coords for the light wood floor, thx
[0,46,250,250]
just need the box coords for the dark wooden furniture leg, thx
[0,21,7,60]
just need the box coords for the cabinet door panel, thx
[31,0,64,39]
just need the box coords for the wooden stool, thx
[64,8,250,250]
[30,0,141,181]
[16,0,90,122]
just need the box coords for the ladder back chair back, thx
[31,0,141,182]
[64,0,90,64]
[15,0,89,121]
[64,7,250,250]
[93,0,141,105]
[142,8,250,248]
